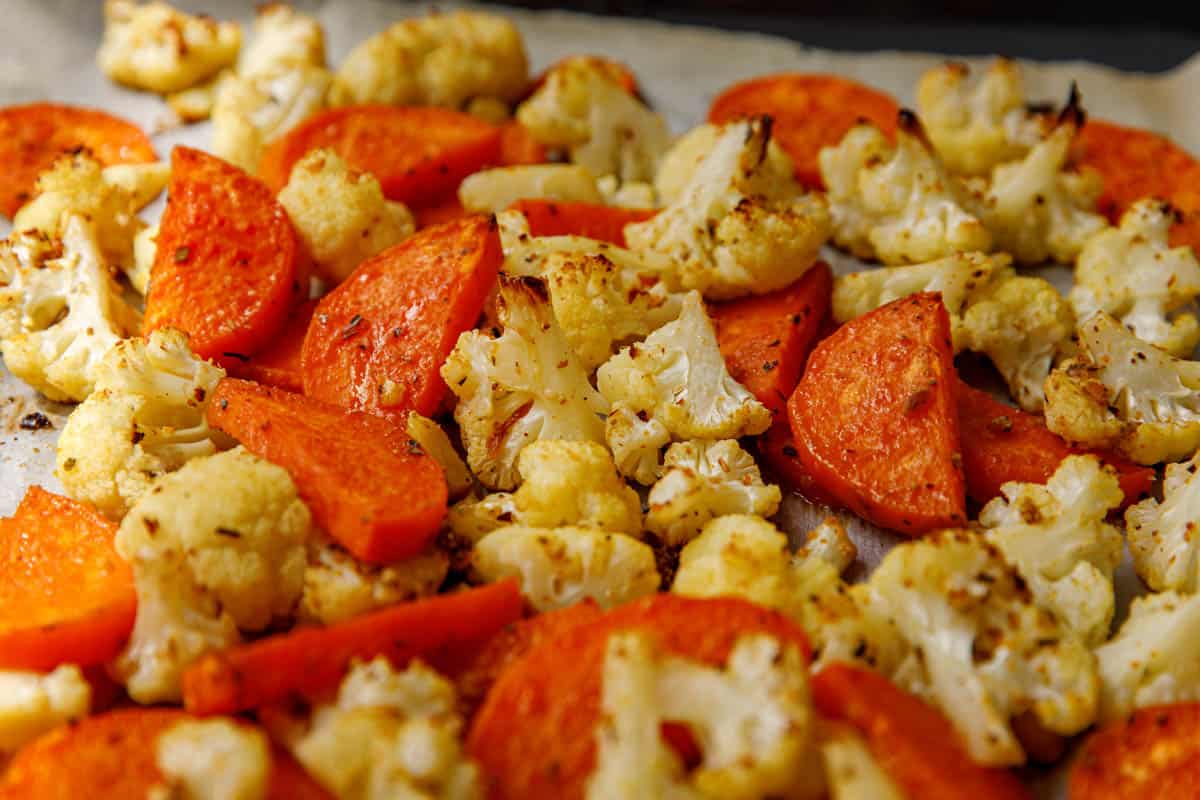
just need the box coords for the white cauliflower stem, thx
[458,165,602,213]
[1126,449,1200,593]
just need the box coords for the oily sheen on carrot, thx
[143,146,304,365]
[509,199,657,247]
[0,487,136,671]
[182,580,522,715]
[1069,703,1200,800]
[208,378,447,563]
[226,299,318,393]
[708,74,899,189]
[788,292,966,534]
[467,594,811,800]
[0,102,157,217]
[813,664,1031,800]
[301,215,502,420]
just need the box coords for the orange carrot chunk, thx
[0,102,157,218]
[182,580,523,715]
[143,146,304,366]
[787,292,966,535]
[756,421,843,509]
[207,378,447,563]
[301,215,502,421]
[414,198,471,229]
[0,487,136,671]
[1069,702,1200,800]
[509,199,657,247]
[226,299,318,393]
[813,664,1031,800]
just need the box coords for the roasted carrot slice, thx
[467,594,810,800]
[226,299,317,393]
[0,102,157,218]
[269,749,335,800]
[183,580,522,715]
[957,380,1154,508]
[414,198,471,229]
[499,121,548,166]
[301,215,502,420]
[143,146,304,366]
[813,664,1031,800]
[710,261,832,415]
[708,74,899,189]
[1069,702,1200,800]
[208,378,447,563]
[787,292,965,535]
[0,487,136,671]
[756,421,843,508]
[258,105,503,207]
[509,199,657,247]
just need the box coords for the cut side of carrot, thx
[182,580,522,715]
[708,74,899,190]
[788,292,966,535]
[226,299,317,393]
[414,198,471,229]
[258,105,502,207]
[813,664,1031,800]
[144,146,304,366]
[208,378,448,563]
[301,215,502,421]
[0,487,135,671]
[711,261,832,415]
[499,121,548,166]
[467,594,810,800]
[508,199,657,247]
[756,420,843,509]
[1069,702,1200,800]
[0,102,157,218]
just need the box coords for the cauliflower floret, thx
[211,65,332,174]
[652,122,797,208]
[471,525,659,611]
[166,76,224,123]
[237,3,326,80]
[587,631,816,800]
[0,665,90,753]
[277,149,414,284]
[445,492,519,544]
[56,329,231,519]
[330,10,527,112]
[132,223,158,295]
[978,455,1124,645]
[867,531,1099,766]
[915,59,1046,177]
[1126,449,1200,592]
[819,115,992,265]
[153,719,270,800]
[624,118,831,300]
[286,657,483,800]
[406,413,473,500]
[0,229,61,340]
[1044,311,1200,464]
[597,292,771,441]
[605,403,671,485]
[441,276,608,490]
[1070,198,1200,357]
[98,0,241,94]
[819,725,905,800]
[112,447,311,703]
[596,175,658,208]
[458,165,602,213]
[0,214,142,402]
[645,440,781,546]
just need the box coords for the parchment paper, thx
[1,2,1195,794]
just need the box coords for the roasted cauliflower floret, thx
[406,413,473,500]
[112,447,311,703]
[153,718,271,800]
[441,276,608,490]
[445,492,519,545]
[605,403,671,485]
[624,118,830,300]
[237,3,326,80]
[1070,199,1200,357]
[1126,449,1200,593]
[458,165,602,213]
[56,328,231,519]
[0,214,142,402]
[645,440,781,546]
[1044,311,1200,464]
[597,292,771,441]
[651,122,797,208]
[132,223,158,295]
[98,0,241,94]
[0,665,90,753]
[0,229,62,341]
[819,115,991,265]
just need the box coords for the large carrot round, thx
[301,215,502,421]
[509,199,657,247]
[0,102,157,218]
[467,594,811,800]
[227,299,318,393]
[144,146,305,366]
[0,487,136,671]
[787,292,966,535]
[258,105,503,206]
[708,74,899,189]
[1069,703,1200,800]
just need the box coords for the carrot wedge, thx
[813,664,1031,800]
[756,421,843,508]
[787,293,966,535]
[1069,702,1200,800]
[208,378,447,563]
[182,580,522,715]
[226,299,318,393]
[0,487,136,671]
[509,199,657,246]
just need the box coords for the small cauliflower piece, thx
[625,117,831,300]
[819,116,991,265]
[494,210,674,280]
[166,76,223,123]
[132,223,158,295]
[819,725,906,800]
[441,276,608,490]
[458,165,602,213]
[237,3,326,80]
[0,665,90,753]
[154,719,271,800]
[1126,449,1200,593]
[596,175,658,208]
[98,0,241,94]
[406,413,473,500]
[113,447,311,703]
[277,149,415,284]
[978,455,1124,645]
[1070,198,1200,357]
[0,229,61,340]
[605,403,671,485]
[645,440,781,546]
[597,292,771,441]
[445,492,519,544]
[651,122,797,208]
